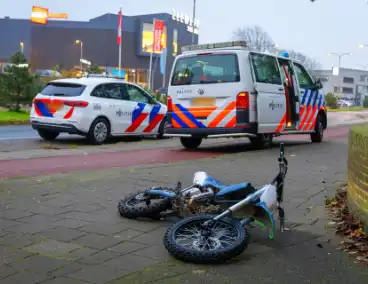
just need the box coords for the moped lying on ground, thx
[163,143,288,264]
[118,169,259,220]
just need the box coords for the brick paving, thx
[1,138,368,283]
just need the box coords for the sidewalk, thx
[0,138,367,283]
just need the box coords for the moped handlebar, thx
[272,143,288,185]
[280,143,284,158]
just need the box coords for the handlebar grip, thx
[280,143,284,157]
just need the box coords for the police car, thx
[30,75,167,144]
[166,41,327,149]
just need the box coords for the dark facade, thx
[0,13,198,90]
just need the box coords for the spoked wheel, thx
[118,191,172,219]
[163,214,249,264]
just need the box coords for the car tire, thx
[249,133,273,149]
[311,115,324,143]
[37,129,59,141]
[180,137,202,149]
[156,117,167,140]
[87,118,110,145]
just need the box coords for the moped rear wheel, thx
[163,214,249,264]
[118,190,171,219]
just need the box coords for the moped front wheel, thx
[163,214,249,264]
[118,190,171,219]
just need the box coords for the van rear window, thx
[40,83,86,97]
[171,54,240,86]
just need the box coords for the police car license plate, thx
[192,97,216,106]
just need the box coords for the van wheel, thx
[180,137,202,149]
[87,118,110,145]
[37,129,59,141]
[311,115,324,143]
[249,133,273,149]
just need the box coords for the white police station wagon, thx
[30,75,167,144]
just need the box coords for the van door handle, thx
[278,88,284,91]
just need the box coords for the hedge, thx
[347,123,368,226]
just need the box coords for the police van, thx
[165,41,327,149]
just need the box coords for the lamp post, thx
[191,0,196,44]
[328,52,352,74]
[75,40,83,71]
[20,42,24,53]
[328,52,352,96]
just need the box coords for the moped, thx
[163,143,288,264]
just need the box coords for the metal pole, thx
[162,67,166,88]
[148,18,156,91]
[152,56,159,91]
[118,7,122,72]
[191,0,196,44]
[80,41,83,71]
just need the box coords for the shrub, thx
[325,92,338,109]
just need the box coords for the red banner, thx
[153,20,164,52]
[117,8,122,45]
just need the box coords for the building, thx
[0,12,199,90]
[311,68,368,106]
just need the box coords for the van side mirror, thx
[314,79,323,90]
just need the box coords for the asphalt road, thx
[1,111,368,141]
[0,125,78,141]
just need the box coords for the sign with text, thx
[30,6,68,25]
[172,8,199,35]
[153,20,165,52]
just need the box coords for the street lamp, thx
[75,40,83,71]
[328,52,352,96]
[20,42,24,53]
[191,0,196,44]
[328,52,352,73]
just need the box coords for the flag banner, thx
[153,20,164,52]
[117,9,122,45]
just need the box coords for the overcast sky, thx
[1,0,368,70]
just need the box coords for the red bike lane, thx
[0,125,350,178]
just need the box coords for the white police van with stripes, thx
[30,75,167,144]
[165,41,327,149]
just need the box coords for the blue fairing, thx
[146,189,176,198]
[201,176,250,197]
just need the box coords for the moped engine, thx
[187,188,221,214]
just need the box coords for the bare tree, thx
[233,25,275,52]
[282,49,321,71]
[233,25,321,71]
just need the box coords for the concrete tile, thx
[68,265,130,284]
[38,227,87,242]
[73,233,122,250]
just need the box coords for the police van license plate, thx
[192,97,216,106]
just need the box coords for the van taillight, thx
[64,101,89,108]
[167,96,173,112]
[236,92,249,109]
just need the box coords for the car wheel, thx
[156,117,167,140]
[87,118,110,145]
[37,129,60,141]
[311,115,324,143]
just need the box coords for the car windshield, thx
[40,83,86,97]
[171,54,240,86]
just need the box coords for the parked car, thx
[30,76,167,144]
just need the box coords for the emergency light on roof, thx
[280,51,289,58]
[181,41,247,53]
